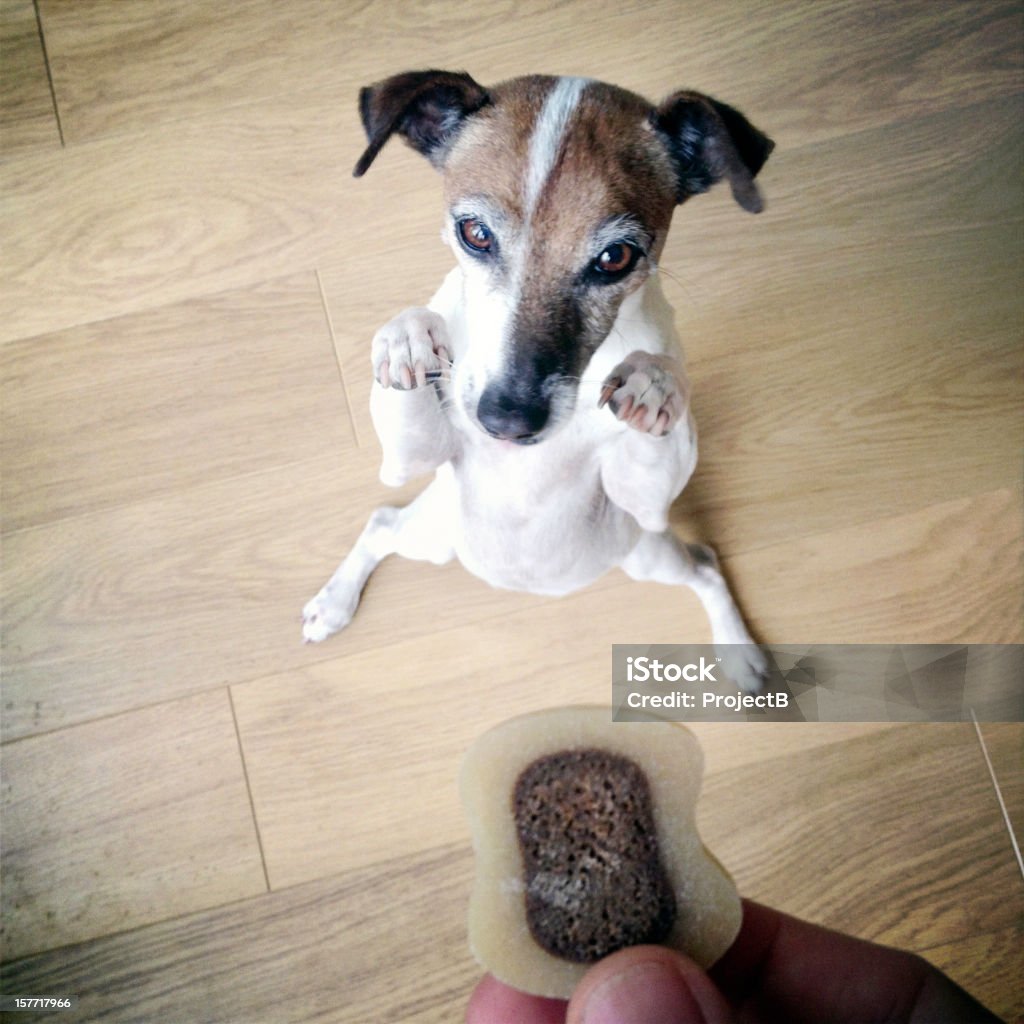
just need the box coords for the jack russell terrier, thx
[302,70,773,691]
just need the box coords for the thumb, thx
[566,946,734,1024]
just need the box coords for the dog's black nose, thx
[477,386,549,442]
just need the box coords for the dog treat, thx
[460,706,741,998]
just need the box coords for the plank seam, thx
[970,709,1023,882]
[316,267,363,448]
[227,686,273,893]
[32,0,65,148]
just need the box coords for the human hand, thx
[465,899,1002,1023]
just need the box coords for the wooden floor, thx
[1,1,1022,1021]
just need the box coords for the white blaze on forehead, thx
[523,76,590,216]
[453,77,593,421]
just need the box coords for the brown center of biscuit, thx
[512,747,676,962]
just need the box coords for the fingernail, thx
[581,960,706,1024]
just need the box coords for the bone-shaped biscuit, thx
[460,705,741,998]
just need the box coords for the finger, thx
[378,362,390,388]
[710,900,1001,1023]
[566,945,733,1024]
[466,974,566,1024]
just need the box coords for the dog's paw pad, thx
[372,308,452,390]
[599,351,688,435]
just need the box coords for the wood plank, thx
[688,721,903,777]
[0,690,266,961]
[0,0,59,153]
[1,272,355,533]
[698,724,1024,950]
[0,845,479,1024]
[36,0,1022,146]
[735,487,1023,645]
[1,454,353,741]
[0,95,359,345]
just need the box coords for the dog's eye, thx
[593,242,635,276]
[457,218,495,255]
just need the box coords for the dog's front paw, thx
[301,587,357,644]
[717,642,770,693]
[598,351,688,436]
[372,307,452,390]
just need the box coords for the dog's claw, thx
[598,381,619,408]
[629,403,649,430]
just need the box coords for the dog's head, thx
[355,71,773,444]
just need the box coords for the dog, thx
[302,70,773,691]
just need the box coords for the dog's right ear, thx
[353,70,490,177]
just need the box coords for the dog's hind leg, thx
[301,475,455,643]
[621,530,767,691]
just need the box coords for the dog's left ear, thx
[353,69,490,177]
[654,92,775,213]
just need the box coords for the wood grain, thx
[697,725,1024,952]
[1,272,355,533]
[923,924,1024,1023]
[0,844,479,1024]
[0,690,266,961]
[35,0,1022,146]
[1,453,368,741]
[0,0,58,153]
[732,487,1023,645]
[0,95,359,345]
